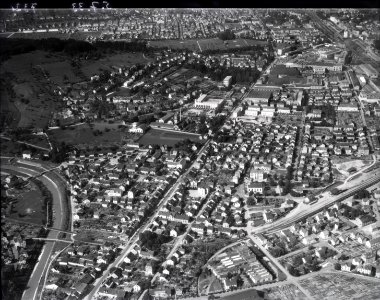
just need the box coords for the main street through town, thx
[85,139,212,300]
[85,50,269,299]
[1,157,69,300]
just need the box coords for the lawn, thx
[148,38,267,52]
[48,122,126,147]
[138,128,203,146]
[81,52,153,78]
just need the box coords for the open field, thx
[299,272,380,300]
[48,122,126,147]
[81,52,153,78]
[148,38,267,52]
[2,172,45,225]
[0,51,69,128]
[138,128,203,146]
[0,50,61,81]
[0,87,20,128]
[42,61,82,85]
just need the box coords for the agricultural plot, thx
[259,284,306,300]
[299,272,380,300]
[138,128,203,146]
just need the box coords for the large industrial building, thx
[194,94,225,110]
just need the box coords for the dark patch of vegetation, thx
[217,29,236,41]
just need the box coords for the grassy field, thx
[42,61,82,85]
[48,122,126,147]
[0,87,20,128]
[3,174,45,225]
[0,51,68,128]
[81,52,153,78]
[138,128,203,146]
[148,38,267,52]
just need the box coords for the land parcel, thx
[138,128,203,146]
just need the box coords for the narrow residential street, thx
[249,234,314,300]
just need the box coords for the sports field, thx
[148,38,267,52]
[138,128,203,146]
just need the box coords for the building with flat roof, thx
[244,87,280,105]
[194,94,224,110]
[223,76,232,87]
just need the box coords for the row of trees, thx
[0,38,173,61]
[30,178,53,226]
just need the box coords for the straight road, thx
[249,234,314,300]
[1,163,68,300]
[85,140,211,299]
[253,171,380,235]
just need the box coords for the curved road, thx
[1,159,68,300]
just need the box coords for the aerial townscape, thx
[1,7,380,300]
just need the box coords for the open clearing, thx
[81,52,154,78]
[335,159,370,176]
[148,38,267,52]
[138,128,203,146]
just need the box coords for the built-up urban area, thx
[1,8,380,300]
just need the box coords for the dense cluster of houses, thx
[261,194,379,255]
[46,242,119,297]
[1,223,30,269]
[65,143,197,235]
[1,9,270,41]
